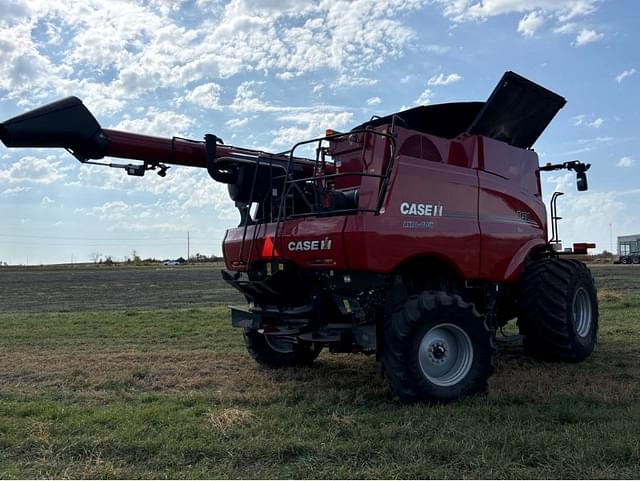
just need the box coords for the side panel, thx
[223,217,348,270]
[343,149,481,277]
[478,137,547,281]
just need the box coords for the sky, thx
[0,0,638,265]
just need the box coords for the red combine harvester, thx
[0,72,598,403]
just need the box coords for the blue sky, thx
[0,0,638,264]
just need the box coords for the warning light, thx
[261,236,280,257]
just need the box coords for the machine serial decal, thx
[400,202,444,216]
[288,237,333,251]
[402,220,435,230]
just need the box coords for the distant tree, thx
[89,252,102,264]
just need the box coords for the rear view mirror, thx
[577,172,588,191]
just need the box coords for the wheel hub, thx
[573,287,593,337]
[418,323,474,387]
[429,342,448,364]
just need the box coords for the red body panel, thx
[223,127,548,283]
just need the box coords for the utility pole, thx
[187,231,190,263]
[609,223,613,254]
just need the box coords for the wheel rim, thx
[418,323,474,387]
[573,287,593,337]
[264,335,296,354]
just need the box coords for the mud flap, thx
[230,306,261,329]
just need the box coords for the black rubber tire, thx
[243,329,322,368]
[380,291,495,404]
[633,256,640,265]
[621,257,630,264]
[518,258,598,362]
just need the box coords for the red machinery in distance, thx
[0,71,599,403]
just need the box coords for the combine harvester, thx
[0,72,598,403]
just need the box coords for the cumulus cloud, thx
[616,68,636,84]
[575,28,604,46]
[0,156,67,184]
[272,110,353,147]
[427,73,462,86]
[435,0,600,45]
[0,0,422,114]
[366,96,382,106]
[436,0,599,22]
[517,10,545,37]
[115,108,194,137]
[416,89,434,105]
[617,156,636,168]
[41,196,55,205]
[183,82,223,110]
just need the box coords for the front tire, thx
[518,258,598,362]
[243,329,322,368]
[380,292,495,404]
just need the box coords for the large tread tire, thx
[243,329,322,368]
[380,291,495,404]
[518,258,598,362]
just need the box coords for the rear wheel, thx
[243,329,322,368]
[518,258,598,362]
[633,256,640,264]
[380,292,495,404]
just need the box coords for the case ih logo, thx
[400,202,444,217]
[288,237,333,251]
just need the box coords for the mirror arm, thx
[540,160,591,191]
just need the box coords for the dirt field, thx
[0,263,635,313]
[1,263,639,478]
[0,263,243,312]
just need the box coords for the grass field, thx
[1,264,639,478]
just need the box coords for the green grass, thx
[1,295,640,478]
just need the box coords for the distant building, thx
[618,234,640,263]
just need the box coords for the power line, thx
[0,233,223,242]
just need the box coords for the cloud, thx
[435,1,601,46]
[115,108,194,137]
[183,82,223,110]
[617,156,636,168]
[1,186,31,196]
[416,89,434,105]
[41,196,55,205]
[366,96,382,106]
[554,22,579,34]
[225,117,249,128]
[575,28,604,46]
[0,0,422,117]
[616,68,636,84]
[272,110,353,147]
[436,0,599,23]
[0,156,67,184]
[517,10,545,37]
[588,117,604,128]
[572,114,604,128]
[427,72,462,86]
